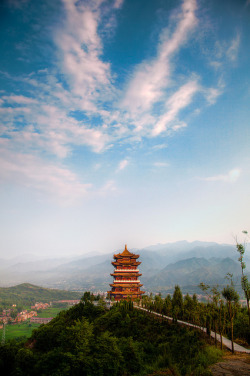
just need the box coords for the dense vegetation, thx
[141,284,250,351]
[0,300,222,376]
[0,283,82,309]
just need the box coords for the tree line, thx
[141,233,250,353]
[0,298,223,375]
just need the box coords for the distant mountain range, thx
[0,241,249,295]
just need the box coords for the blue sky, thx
[0,0,249,258]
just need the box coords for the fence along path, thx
[136,306,250,354]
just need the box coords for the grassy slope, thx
[0,283,82,305]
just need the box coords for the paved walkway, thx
[136,306,250,354]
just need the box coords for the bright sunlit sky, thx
[0,0,249,259]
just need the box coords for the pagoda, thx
[108,245,145,301]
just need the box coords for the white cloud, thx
[2,95,38,104]
[227,33,240,62]
[152,144,168,150]
[205,86,223,105]
[0,107,31,114]
[209,61,222,70]
[153,79,199,135]
[0,0,218,158]
[0,148,91,204]
[113,0,124,9]
[122,0,198,115]
[202,169,241,183]
[116,159,129,172]
[55,0,113,112]
[1,102,110,159]
[0,0,236,205]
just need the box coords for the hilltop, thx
[0,300,223,375]
[0,283,82,305]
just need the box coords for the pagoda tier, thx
[112,261,141,266]
[110,273,141,279]
[110,284,144,288]
[107,245,145,301]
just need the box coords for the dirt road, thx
[210,354,250,376]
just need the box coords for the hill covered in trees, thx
[0,283,82,306]
[0,300,222,375]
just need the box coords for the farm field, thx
[0,305,69,341]
[37,306,67,318]
[0,321,41,341]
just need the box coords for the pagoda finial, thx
[125,244,127,251]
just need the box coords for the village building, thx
[31,302,51,310]
[108,245,145,301]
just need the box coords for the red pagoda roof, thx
[114,244,139,259]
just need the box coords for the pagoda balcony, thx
[115,269,139,272]
[112,261,141,265]
[110,283,143,288]
[113,279,140,282]
[111,273,142,277]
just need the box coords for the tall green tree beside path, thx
[222,274,239,353]
[172,285,183,322]
[199,283,225,349]
[236,230,250,326]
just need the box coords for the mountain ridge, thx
[0,241,246,293]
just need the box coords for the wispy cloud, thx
[113,0,124,9]
[1,95,38,104]
[201,169,241,183]
[204,78,225,105]
[152,144,168,150]
[55,0,116,113]
[227,33,240,62]
[0,148,91,204]
[153,79,199,135]
[116,159,129,172]
[0,0,237,204]
[0,107,31,114]
[122,0,198,116]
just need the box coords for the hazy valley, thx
[1,241,248,295]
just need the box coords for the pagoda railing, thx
[115,269,139,272]
[113,280,140,283]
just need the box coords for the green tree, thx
[172,285,183,322]
[236,231,250,326]
[164,294,172,316]
[81,291,91,303]
[222,274,239,353]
